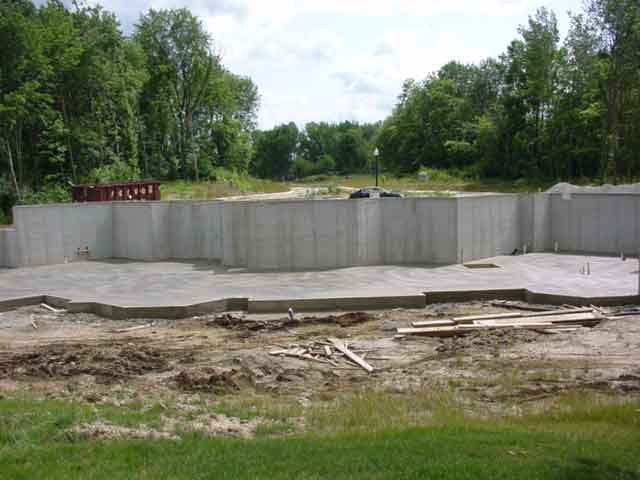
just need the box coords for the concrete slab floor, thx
[0,253,638,308]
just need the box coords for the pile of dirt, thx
[435,329,541,356]
[172,357,336,395]
[172,367,254,393]
[208,311,373,332]
[547,182,640,194]
[0,343,169,381]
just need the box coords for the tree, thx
[136,9,216,181]
[252,123,299,179]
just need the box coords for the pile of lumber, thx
[397,307,604,338]
[269,337,374,373]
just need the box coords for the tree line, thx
[377,0,640,180]
[252,121,380,180]
[0,0,258,211]
[1,0,639,216]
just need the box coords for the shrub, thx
[291,157,318,178]
[86,160,140,184]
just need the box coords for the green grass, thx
[1,393,639,479]
[160,171,555,201]
[295,172,553,193]
[162,177,290,200]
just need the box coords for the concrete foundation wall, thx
[457,195,520,262]
[12,203,113,266]
[194,202,223,260]
[550,193,640,255]
[380,198,458,264]
[4,193,640,269]
[0,229,5,267]
[151,203,170,260]
[219,197,459,269]
[113,203,154,260]
[169,202,197,259]
[223,200,360,270]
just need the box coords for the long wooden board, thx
[411,319,456,328]
[452,312,523,324]
[328,338,374,373]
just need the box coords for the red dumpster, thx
[71,181,161,202]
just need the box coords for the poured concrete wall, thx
[457,195,521,262]
[12,203,112,266]
[220,197,459,269]
[550,193,640,255]
[222,199,360,270]
[194,202,223,260]
[0,228,18,267]
[379,198,458,264]
[113,203,154,260]
[169,202,197,259]
[0,228,9,266]
[4,193,640,269]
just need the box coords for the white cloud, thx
[57,0,585,128]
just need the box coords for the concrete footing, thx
[2,289,637,320]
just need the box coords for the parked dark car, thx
[349,187,404,199]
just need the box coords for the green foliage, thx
[0,1,258,211]
[317,154,336,173]
[18,179,71,205]
[291,157,317,178]
[252,122,299,179]
[86,161,140,184]
[252,121,379,180]
[377,2,640,180]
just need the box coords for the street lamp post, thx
[373,148,379,187]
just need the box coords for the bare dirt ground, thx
[1,302,639,437]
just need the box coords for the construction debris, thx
[399,307,603,337]
[211,311,374,332]
[489,300,553,312]
[268,338,375,373]
[328,337,374,373]
[40,303,64,314]
[113,323,154,334]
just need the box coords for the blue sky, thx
[49,0,585,128]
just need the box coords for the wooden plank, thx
[490,301,552,312]
[113,323,154,333]
[453,312,523,324]
[473,313,595,326]
[328,338,374,373]
[463,322,554,329]
[40,303,64,314]
[396,326,461,337]
[411,319,456,328]
[520,308,593,318]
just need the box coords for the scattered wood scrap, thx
[490,300,553,312]
[113,323,154,334]
[398,307,603,338]
[40,303,65,314]
[329,337,374,373]
[608,307,640,317]
[268,339,375,373]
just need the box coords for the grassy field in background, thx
[161,171,554,200]
[2,393,639,479]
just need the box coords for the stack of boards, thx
[397,307,604,337]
